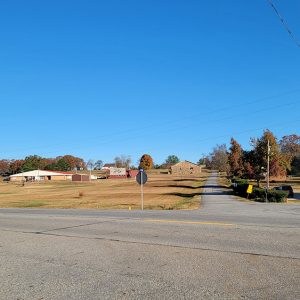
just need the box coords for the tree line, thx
[0,155,90,175]
[0,153,182,176]
[205,131,300,185]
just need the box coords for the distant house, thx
[101,164,138,179]
[108,167,127,178]
[127,170,139,178]
[10,170,73,182]
[171,161,202,176]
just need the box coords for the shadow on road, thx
[152,184,202,189]
[202,184,227,189]
[173,179,202,182]
[166,190,229,198]
[153,184,229,190]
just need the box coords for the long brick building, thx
[171,161,202,176]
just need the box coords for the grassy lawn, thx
[0,171,210,210]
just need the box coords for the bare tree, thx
[210,144,229,172]
[86,159,95,171]
[94,160,103,170]
[114,155,131,169]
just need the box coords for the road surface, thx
[0,173,299,299]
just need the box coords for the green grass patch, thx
[173,195,200,209]
[10,201,46,208]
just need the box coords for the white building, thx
[10,170,73,182]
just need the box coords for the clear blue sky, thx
[1,0,299,165]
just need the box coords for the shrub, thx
[233,183,249,197]
[250,188,288,203]
[231,178,288,202]
[267,190,288,202]
[231,178,249,197]
[253,188,288,203]
[233,178,249,185]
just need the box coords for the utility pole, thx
[266,139,270,202]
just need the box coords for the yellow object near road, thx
[247,184,253,194]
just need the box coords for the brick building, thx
[171,161,202,176]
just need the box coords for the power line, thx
[267,0,300,48]
[3,88,300,156]
[5,98,299,157]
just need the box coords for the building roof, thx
[46,170,73,175]
[10,170,73,177]
[103,163,116,168]
[171,160,200,167]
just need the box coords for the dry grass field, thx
[0,171,210,210]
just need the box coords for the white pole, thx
[141,171,144,210]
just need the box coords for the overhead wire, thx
[267,0,300,48]
[3,88,300,156]
[13,99,300,157]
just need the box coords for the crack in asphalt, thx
[0,218,133,234]
[35,219,120,234]
[15,230,300,261]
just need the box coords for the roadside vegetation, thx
[204,131,300,202]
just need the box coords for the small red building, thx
[72,174,90,182]
[127,170,139,178]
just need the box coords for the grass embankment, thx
[0,172,209,210]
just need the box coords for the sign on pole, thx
[246,184,253,199]
[136,170,148,210]
[136,169,148,185]
[246,184,253,194]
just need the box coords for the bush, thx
[231,178,249,197]
[231,178,288,202]
[233,178,249,185]
[233,183,249,197]
[250,188,288,203]
[231,177,249,184]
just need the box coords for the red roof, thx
[103,163,116,168]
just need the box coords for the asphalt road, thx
[0,173,299,299]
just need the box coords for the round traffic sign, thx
[136,171,148,185]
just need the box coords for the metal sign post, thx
[136,169,148,210]
[141,171,144,210]
[266,139,270,203]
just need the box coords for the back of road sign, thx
[136,171,148,185]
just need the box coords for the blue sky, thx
[0,0,299,165]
